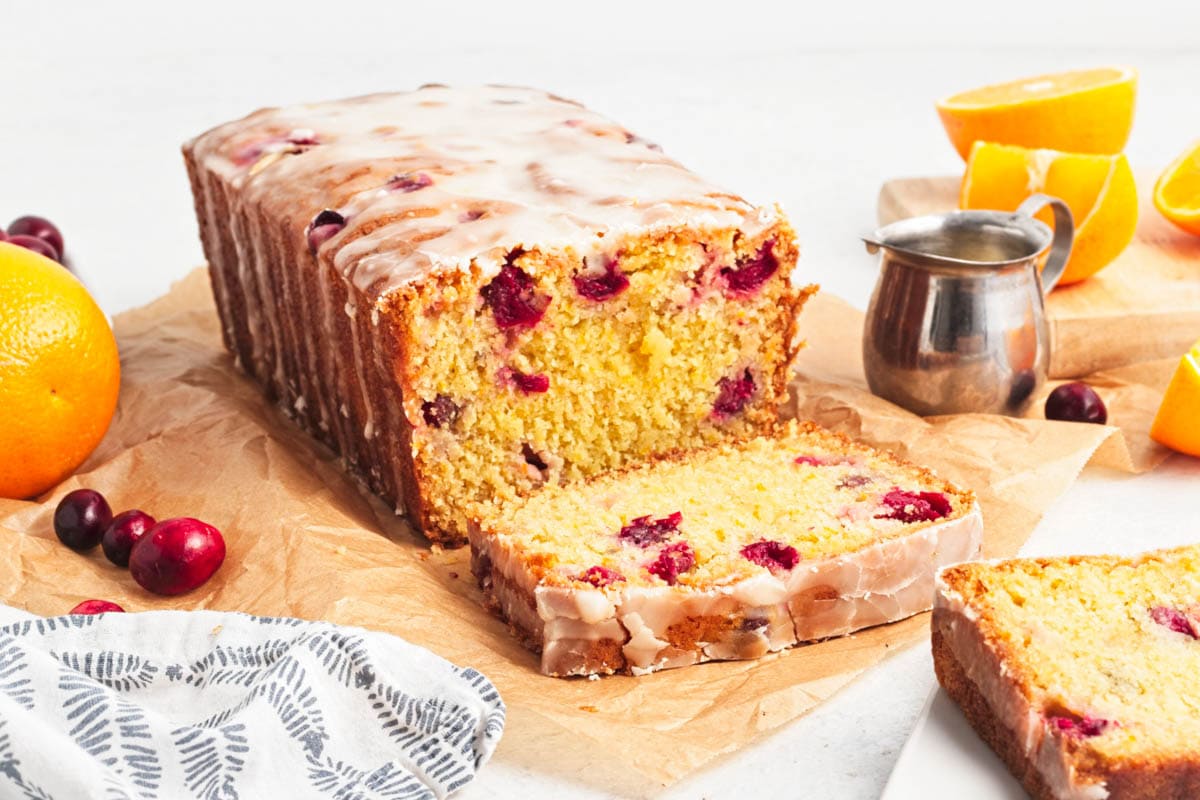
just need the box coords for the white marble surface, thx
[6,2,1200,797]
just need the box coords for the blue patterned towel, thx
[0,607,505,799]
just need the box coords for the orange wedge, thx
[1150,340,1200,457]
[937,66,1137,161]
[960,142,1138,286]
[1153,140,1200,236]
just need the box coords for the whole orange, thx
[0,242,120,498]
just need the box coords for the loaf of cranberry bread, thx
[470,420,982,677]
[934,547,1200,800]
[183,86,813,546]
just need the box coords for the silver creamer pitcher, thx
[862,194,1074,416]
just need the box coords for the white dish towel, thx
[0,606,505,800]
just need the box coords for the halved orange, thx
[1153,140,1200,236]
[937,67,1137,161]
[1150,340,1200,457]
[960,142,1138,286]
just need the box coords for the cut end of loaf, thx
[401,223,811,545]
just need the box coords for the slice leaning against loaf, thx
[935,547,1200,800]
[470,420,982,677]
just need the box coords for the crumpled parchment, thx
[0,268,1173,792]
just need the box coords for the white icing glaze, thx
[186,85,778,301]
[785,508,983,641]
[343,297,376,442]
[618,587,795,674]
[225,186,271,381]
[314,242,352,463]
[188,166,237,350]
[934,575,1112,800]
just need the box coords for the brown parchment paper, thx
[0,269,1177,793]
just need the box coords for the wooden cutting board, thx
[878,175,1200,378]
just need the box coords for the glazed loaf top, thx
[185,85,781,301]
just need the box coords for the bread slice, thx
[934,547,1200,800]
[470,420,982,676]
[182,85,813,546]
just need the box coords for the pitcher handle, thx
[1015,193,1074,294]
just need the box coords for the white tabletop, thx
[7,2,1200,797]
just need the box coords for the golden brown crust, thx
[760,218,814,409]
[665,613,742,651]
[933,623,1059,800]
[182,150,237,359]
[547,639,627,678]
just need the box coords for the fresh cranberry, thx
[713,369,755,416]
[1045,382,1107,424]
[421,395,460,428]
[1150,606,1199,638]
[721,239,778,296]
[876,489,952,523]
[8,234,61,262]
[647,541,695,585]
[480,263,549,329]
[306,209,346,253]
[573,257,629,301]
[8,215,64,259]
[101,509,156,567]
[502,368,549,394]
[0,229,7,242]
[1048,715,1113,738]
[386,172,433,192]
[740,540,800,570]
[129,518,226,596]
[54,489,113,551]
[794,455,825,466]
[580,566,625,588]
[618,512,683,547]
[69,599,125,615]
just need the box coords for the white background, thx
[5,2,1200,797]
